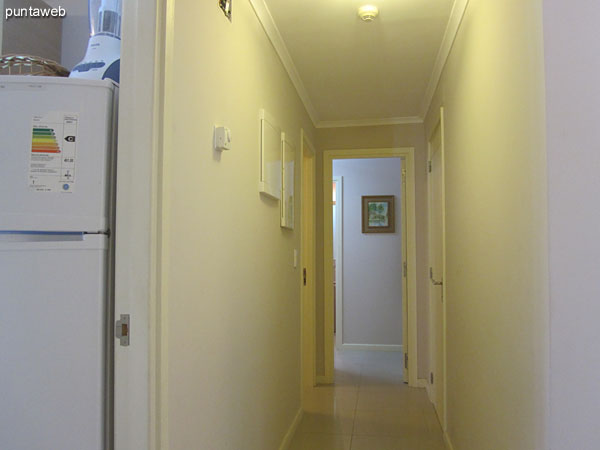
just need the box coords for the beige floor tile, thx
[357,386,428,411]
[353,408,428,437]
[290,350,442,449]
[296,410,355,435]
[303,386,358,413]
[360,370,405,387]
[288,433,352,450]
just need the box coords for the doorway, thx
[321,148,418,386]
[428,108,447,429]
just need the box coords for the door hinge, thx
[116,314,130,347]
[404,352,408,369]
[303,268,307,286]
[403,261,407,278]
[402,168,406,182]
[430,267,443,287]
[430,372,434,384]
[428,161,432,173]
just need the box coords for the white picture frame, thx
[281,132,295,229]
[259,109,281,200]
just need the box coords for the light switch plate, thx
[214,126,232,151]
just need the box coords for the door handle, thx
[303,268,307,286]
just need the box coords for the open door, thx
[428,109,446,429]
[301,131,317,391]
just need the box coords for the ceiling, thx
[262,0,455,126]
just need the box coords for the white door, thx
[429,120,445,426]
[333,176,343,349]
[301,139,316,389]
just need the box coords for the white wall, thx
[2,0,62,62]
[333,158,403,346]
[161,0,314,449]
[0,0,4,52]
[59,13,88,70]
[544,2,600,449]
[424,0,548,448]
[44,0,91,70]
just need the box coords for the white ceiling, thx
[263,0,454,125]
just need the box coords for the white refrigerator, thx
[0,76,118,449]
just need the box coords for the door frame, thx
[114,0,165,449]
[333,176,344,349]
[300,129,317,393]
[322,148,418,386]
[427,107,447,430]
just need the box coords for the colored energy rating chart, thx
[29,112,79,193]
[31,127,61,154]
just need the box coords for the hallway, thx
[290,351,445,450]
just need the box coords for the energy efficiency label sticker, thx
[29,112,78,193]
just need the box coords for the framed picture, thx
[258,109,281,200]
[280,132,295,229]
[362,195,395,233]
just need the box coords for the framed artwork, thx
[362,195,395,233]
[258,109,281,200]
[280,132,295,229]
[218,0,232,20]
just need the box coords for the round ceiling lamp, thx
[358,5,379,22]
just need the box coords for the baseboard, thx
[278,407,303,450]
[340,343,403,352]
[417,378,428,389]
[443,431,455,450]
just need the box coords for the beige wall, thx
[161,1,314,448]
[424,0,548,448]
[316,124,429,379]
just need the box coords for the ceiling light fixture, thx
[358,5,379,22]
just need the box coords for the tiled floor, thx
[289,350,446,450]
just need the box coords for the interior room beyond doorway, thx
[332,158,405,360]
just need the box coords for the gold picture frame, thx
[362,195,395,233]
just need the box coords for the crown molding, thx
[420,0,470,118]
[316,116,423,129]
[248,0,320,126]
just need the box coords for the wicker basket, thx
[0,54,70,77]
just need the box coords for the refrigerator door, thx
[0,76,117,232]
[0,233,108,450]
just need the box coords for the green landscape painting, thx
[368,201,389,227]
